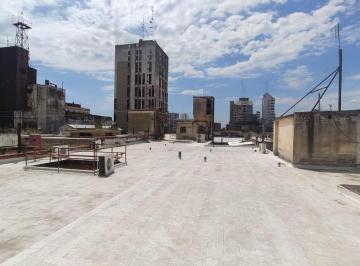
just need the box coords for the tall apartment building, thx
[114,39,168,136]
[262,93,275,127]
[0,46,37,129]
[229,97,255,130]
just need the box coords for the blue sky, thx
[1,0,359,126]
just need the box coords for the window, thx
[142,73,145,85]
[148,74,152,84]
[148,62,152,72]
[180,127,187,133]
[114,98,117,110]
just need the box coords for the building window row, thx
[134,99,156,109]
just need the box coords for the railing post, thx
[25,146,28,166]
[57,148,60,173]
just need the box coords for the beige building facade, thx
[114,39,168,133]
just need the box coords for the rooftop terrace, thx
[1,142,360,265]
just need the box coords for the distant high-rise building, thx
[114,39,168,136]
[179,113,188,120]
[262,93,275,127]
[229,97,255,130]
[0,46,37,128]
[256,111,261,122]
[168,112,179,133]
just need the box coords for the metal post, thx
[125,144,127,164]
[338,48,342,111]
[57,148,60,173]
[25,146,28,166]
[17,123,21,154]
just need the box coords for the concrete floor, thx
[1,142,360,265]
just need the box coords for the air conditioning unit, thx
[53,145,68,158]
[259,143,266,154]
[98,154,114,177]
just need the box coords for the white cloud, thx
[282,65,314,89]
[101,84,114,92]
[181,89,207,96]
[207,0,355,77]
[343,22,360,46]
[0,0,357,81]
[349,74,360,80]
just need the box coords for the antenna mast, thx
[335,23,342,111]
[13,12,31,50]
[149,6,154,39]
[141,16,145,39]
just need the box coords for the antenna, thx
[13,12,31,50]
[335,23,342,111]
[149,6,154,39]
[141,16,145,39]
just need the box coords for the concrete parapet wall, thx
[273,115,294,162]
[274,110,360,167]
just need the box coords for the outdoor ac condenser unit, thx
[53,145,68,157]
[98,154,114,177]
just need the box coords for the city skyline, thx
[0,0,359,126]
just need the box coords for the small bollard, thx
[210,149,212,152]
[178,151,182,159]
[278,162,281,167]
[149,147,152,151]
[204,156,207,162]
[165,144,167,147]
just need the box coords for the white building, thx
[262,93,275,127]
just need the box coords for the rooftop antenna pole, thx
[141,16,145,39]
[149,6,154,39]
[335,23,342,111]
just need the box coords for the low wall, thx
[274,110,360,167]
[273,115,294,162]
[293,111,360,167]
